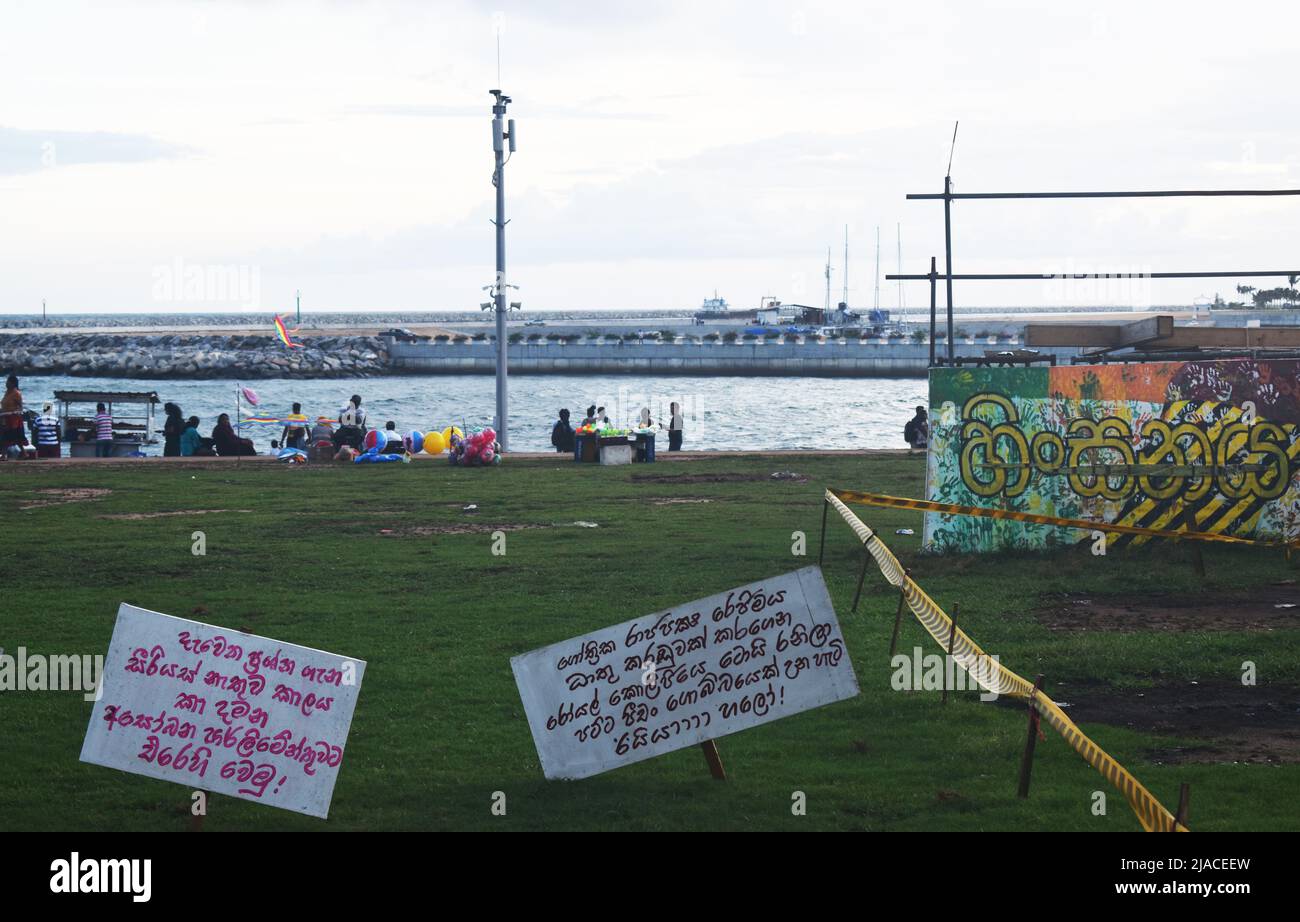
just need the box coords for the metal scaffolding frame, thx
[886,182,1300,366]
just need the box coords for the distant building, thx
[756,299,825,326]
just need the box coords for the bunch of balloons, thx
[402,426,463,456]
[449,427,501,467]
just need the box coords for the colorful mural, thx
[923,360,1300,552]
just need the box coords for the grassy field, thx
[2,453,1297,831]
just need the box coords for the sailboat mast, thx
[824,247,832,311]
[896,223,904,320]
[873,226,881,311]
[842,225,849,308]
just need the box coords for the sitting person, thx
[211,413,256,456]
[333,395,367,450]
[379,420,405,453]
[180,417,214,456]
[310,416,335,443]
[309,417,335,461]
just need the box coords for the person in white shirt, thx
[333,394,367,450]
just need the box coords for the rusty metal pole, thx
[1017,674,1046,798]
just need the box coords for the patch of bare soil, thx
[18,487,112,509]
[650,498,713,505]
[100,509,252,520]
[1035,586,1300,633]
[1059,681,1300,764]
[631,471,807,485]
[378,522,553,536]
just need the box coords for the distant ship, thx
[693,292,758,322]
[699,293,730,313]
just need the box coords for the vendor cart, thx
[54,390,160,458]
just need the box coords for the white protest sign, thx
[80,603,366,819]
[511,566,858,780]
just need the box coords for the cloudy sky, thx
[2,0,1298,314]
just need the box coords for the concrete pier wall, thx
[389,339,1085,377]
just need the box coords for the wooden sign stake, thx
[941,603,959,705]
[1173,782,1190,829]
[700,740,727,780]
[1017,674,1046,798]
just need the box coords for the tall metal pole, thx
[928,256,937,368]
[296,290,301,326]
[943,174,954,362]
[490,89,513,451]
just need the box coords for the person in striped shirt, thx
[94,402,114,458]
[34,403,61,458]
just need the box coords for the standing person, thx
[551,409,575,453]
[212,413,256,456]
[93,402,114,458]
[904,406,929,451]
[596,406,610,428]
[582,404,597,427]
[281,402,310,451]
[162,402,185,457]
[1,375,24,456]
[661,401,684,451]
[33,403,61,458]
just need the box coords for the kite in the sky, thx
[274,314,305,349]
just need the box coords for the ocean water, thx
[15,373,926,453]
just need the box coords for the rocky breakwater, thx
[0,332,392,379]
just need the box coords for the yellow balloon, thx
[423,431,446,455]
[442,426,463,445]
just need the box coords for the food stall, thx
[54,390,160,458]
[573,426,655,464]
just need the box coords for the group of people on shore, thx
[0,376,381,461]
[161,404,258,457]
[2,376,122,459]
[550,401,685,453]
[162,394,376,459]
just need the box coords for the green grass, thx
[1,454,1296,831]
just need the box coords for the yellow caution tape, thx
[830,488,1297,549]
[824,489,1189,832]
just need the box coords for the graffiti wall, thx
[923,360,1300,552]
